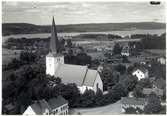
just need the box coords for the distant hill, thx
[2,22,166,36]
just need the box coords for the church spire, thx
[50,16,59,54]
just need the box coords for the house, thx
[46,17,103,94]
[132,67,148,80]
[23,99,51,115]
[157,56,165,65]
[121,46,130,56]
[47,96,69,115]
[23,96,68,115]
[142,88,163,97]
[120,97,148,113]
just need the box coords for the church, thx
[46,17,103,94]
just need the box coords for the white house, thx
[157,56,166,65]
[121,46,130,56]
[46,17,103,94]
[132,67,148,80]
[23,96,68,115]
[23,100,51,115]
[142,88,163,97]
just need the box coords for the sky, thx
[2,1,166,25]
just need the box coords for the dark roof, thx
[30,100,51,115]
[46,52,63,57]
[143,88,163,96]
[153,78,166,89]
[133,66,148,74]
[50,17,60,54]
[48,96,68,110]
[121,97,147,106]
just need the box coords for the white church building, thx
[46,17,103,94]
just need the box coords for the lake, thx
[2,29,165,43]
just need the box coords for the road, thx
[70,100,123,115]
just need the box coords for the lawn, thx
[70,100,123,115]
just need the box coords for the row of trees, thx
[131,33,166,49]
[3,51,40,71]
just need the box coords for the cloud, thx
[24,9,41,13]
[2,2,166,25]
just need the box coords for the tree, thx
[133,85,144,98]
[115,64,126,75]
[66,39,72,48]
[76,53,92,65]
[46,75,62,87]
[20,51,38,64]
[109,83,128,101]
[100,68,116,90]
[4,58,21,71]
[127,65,134,74]
[144,93,161,114]
[80,89,95,107]
[122,75,138,91]
[52,83,80,107]
[95,89,105,106]
[138,78,152,88]
[122,56,130,63]
[113,43,122,55]
[16,91,32,113]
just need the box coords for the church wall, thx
[77,86,93,94]
[46,56,56,76]
[93,73,103,93]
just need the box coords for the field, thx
[2,29,165,43]
[145,49,166,56]
[2,48,21,65]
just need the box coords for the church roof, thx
[50,17,60,54]
[55,64,98,87]
[55,64,88,86]
[84,69,98,86]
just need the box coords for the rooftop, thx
[30,100,51,115]
[133,66,148,74]
[27,96,68,115]
[55,64,99,87]
[48,96,68,110]
[142,88,163,96]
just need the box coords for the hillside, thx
[2,22,166,36]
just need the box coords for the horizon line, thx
[2,21,166,26]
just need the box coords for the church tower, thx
[46,17,64,76]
